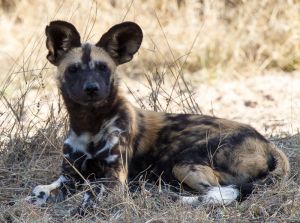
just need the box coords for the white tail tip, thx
[178,185,239,206]
[202,185,239,205]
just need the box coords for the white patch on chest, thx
[64,131,94,157]
[64,116,122,160]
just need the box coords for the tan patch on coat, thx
[136,109,166,153]
[172,164,220,192]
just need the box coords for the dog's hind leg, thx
[172,164,239,205]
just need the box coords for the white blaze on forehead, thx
[56,44,116,77]
[56,47,82,76]
[90,45,116,71]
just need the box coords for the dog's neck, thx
[61,87,123,135]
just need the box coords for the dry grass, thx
[0,129,299,222]
[0,0,300,222]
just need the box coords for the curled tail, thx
[235,145,290,202]
[268,144,290,179]
[237,145,290,202]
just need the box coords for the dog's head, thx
[45,20,143,106]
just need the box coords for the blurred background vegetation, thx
[1,0,299,78]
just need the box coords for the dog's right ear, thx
[45,21,81,65]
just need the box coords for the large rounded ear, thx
[45,21,81,65]
[96,22,143,65]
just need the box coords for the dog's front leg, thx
[28,144,84,206]
[76,182,106,216]
[76,164,128,216]
[27,175,75,206]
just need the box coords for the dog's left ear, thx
[96,22,143,65]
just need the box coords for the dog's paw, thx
[72,191,97,217]
[73,200,96,217]
[26,185,51,206]
[27,185,66,206]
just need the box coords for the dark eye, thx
[95,62,108,71]
[68,64,79,73]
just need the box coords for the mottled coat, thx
[28,21,290,214]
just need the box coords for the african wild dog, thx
[28,20,290,214]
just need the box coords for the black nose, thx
[83,82,100,95]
